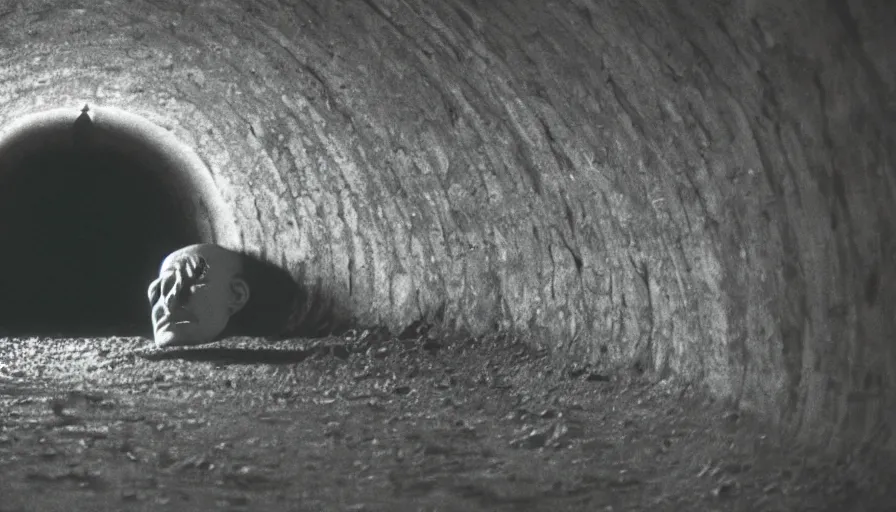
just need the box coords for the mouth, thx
[156,318,192,330]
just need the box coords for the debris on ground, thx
[1,333,894,511]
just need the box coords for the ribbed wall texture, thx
[0,0,894,452]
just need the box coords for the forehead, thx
[160,251,208,272]
[158,245,243,277]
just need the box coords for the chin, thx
[153,326,197,347]
[154,326,224,348]
[153,329,179,347]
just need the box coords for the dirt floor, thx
[1,332,894,512]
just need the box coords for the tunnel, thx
[0,0,894,508]
[0,107,234,336]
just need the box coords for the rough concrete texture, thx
[0,0,894,455]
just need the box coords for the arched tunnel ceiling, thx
[0,0,894,452]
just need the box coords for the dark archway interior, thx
[0,125,201,336]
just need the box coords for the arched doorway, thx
[0,106,236,336]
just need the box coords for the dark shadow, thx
[138,343,353,364]
[0,122,200,337]
[139,347,317,365]
[253,261,362,340]
[221,253,301,339]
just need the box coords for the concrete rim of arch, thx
[0,104,240,249]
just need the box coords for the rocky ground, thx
[1,332,894,512]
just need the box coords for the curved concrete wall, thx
[0,0,894,452]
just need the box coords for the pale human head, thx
[147,243,250,347]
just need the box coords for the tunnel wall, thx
[0,0,894,452]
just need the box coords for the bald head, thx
[148,243,250,347]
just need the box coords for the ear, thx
[228,277,251,315]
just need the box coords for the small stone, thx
[511,429,549,449]
[567,365,588,378]
[324,422,342,438]
[392,385,412,396]
[696,463,712,478]
[723,411,740,423]
[712,481,735,497]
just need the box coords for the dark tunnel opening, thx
[0,122,202,337]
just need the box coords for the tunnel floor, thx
[1,334,893,512]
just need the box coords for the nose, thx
[162,286,179,309]
[152,300,170,325]
[154,271,183,310]
[152,284,178,323]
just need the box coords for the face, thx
[147,244,250,347]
